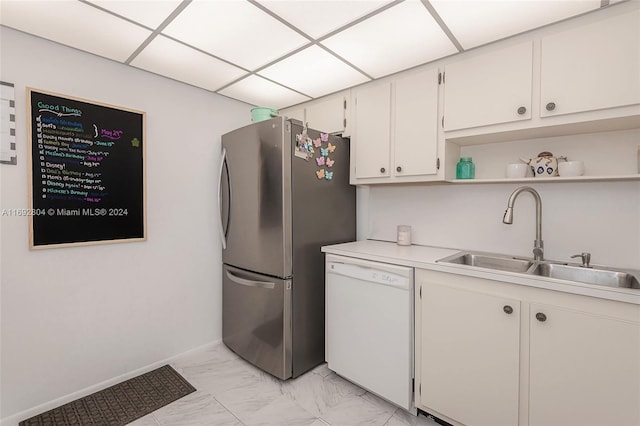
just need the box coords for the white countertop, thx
[322,240,640,305]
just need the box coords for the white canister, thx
[397,225,412,246]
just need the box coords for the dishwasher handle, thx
[327,261,411,290]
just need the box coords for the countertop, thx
[322,240,640,305]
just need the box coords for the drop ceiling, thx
[0,0,615,109]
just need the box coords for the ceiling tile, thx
[130,35,247,92]
[162,0,309,70]
[85,0,182,29]
[321,0,457,78]
[218,75,311,109]
[258,45,370,98]
[0,0,151,63]
[431,0,601,49]
[256,0,394,39]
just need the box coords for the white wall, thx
[362,176,640,269]
[0,27,250,420]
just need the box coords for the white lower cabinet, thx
[415,269,640,426]
[419,282,520,426]
[529,303,640,426]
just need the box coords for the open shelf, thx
[445,174,640,184]
[443,128,640,183]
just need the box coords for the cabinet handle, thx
[396,166,402,172]
[546,102,556,111]
[517,106,526,115]
[536,312,547,322]
[380,167,386,173]
[503,305,513,314]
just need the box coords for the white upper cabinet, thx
[305,94,347,134]
[394,69,439,177]
[540,9,640,118]
[281,107,304,122]
[352,82,392,179]
[443,41,533,131]
[280,92,347,134]
[351,68,440,184]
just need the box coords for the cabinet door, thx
[394,69,439,177]
[529,304,640,426]
[353,83,391,179]
[540,9,640,117]
[305,95,345,134]
[443,41,533,131]
[419,281,520,426]
[281,107,304,123]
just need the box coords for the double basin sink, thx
[437,251,640,289]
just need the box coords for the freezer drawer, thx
[222,264,292,380]
[326,255,414,411]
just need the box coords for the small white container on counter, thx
[397,225,412,246]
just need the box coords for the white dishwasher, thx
[325,254,414,412]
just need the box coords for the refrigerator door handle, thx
[225,270,276,289]
[218,147,228,250]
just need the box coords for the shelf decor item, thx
[506,163,529,178]
[521,151,566,177]
[558,161,585,177]
[456,157,475,179]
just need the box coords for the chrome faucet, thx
[571,252,591,268]
[503,186,544,261]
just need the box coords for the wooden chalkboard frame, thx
[26,87,147,250]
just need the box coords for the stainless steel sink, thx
[437,251,640,290]
[438,252,534,273]
[530,263,640,289]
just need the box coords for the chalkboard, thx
[28,88,146,248]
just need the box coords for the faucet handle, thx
[570,252,591,268]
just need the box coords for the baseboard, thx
[0,339,221,426]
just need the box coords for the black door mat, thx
[19,365,196,426]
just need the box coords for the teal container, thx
[456,157,475,179]
[251,107,278,122]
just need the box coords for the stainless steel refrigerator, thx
[219,117,356,380]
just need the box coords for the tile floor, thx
[129,343,440,426]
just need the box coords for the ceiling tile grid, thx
[320,0,458,79]
[0,0,607,109]
[0,0,152,63]
[129,34,247,92]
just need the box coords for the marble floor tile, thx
[179,355,270,398]
[309,362,333,378]
[171,343,239,372]
[281,369,368,418]
[361,392,402,416]
[159,342,437,426]
[320,393,396,426]
[384,410,439,426]
[215,378,284,424]
[127,414,159,426]
[242,394,318,426]
[152,390,241,426]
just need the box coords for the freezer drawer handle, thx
[226,270,275,289]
